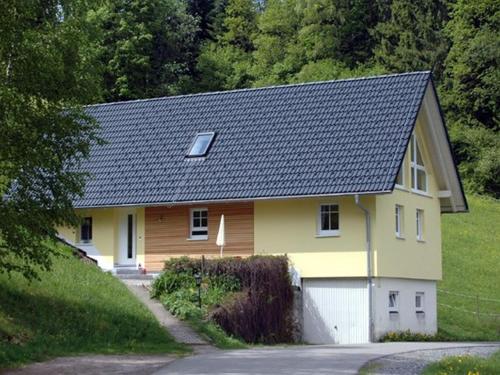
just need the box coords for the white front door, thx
[118,210,136,265]
[303,278,369,344]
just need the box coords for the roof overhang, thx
[417,81,468,213]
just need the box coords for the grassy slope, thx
[439,195,500,340]
[0,248,187,369]
[422,350,500,375]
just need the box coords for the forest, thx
[0,0,498,207]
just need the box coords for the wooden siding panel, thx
[145,202,254,271]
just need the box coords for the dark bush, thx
[208,256,294,344]
[152,255,295,344]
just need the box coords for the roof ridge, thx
[85,71,432,109]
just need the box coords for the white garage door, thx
[303,278,369,344]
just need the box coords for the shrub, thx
[151,255,295,344]
[380,330,450,342]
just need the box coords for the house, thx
[57,71,467,344]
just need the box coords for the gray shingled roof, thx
[75,71,431,208]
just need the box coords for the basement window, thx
[80,217,92,243]
[389,291,399,313]
[187,132,215,157]
[416,292,425,313]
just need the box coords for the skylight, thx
[187,132,215,157]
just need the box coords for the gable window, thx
[410,134,428,192]
[80,217,92,243]
[190,208,208,240]
[395,162,405,187]
[389,291,399,313]
[416,209,424,241]
[416,292,425,313]
[395,205,404,238]
[318,204,339,236]
[187,132,215,157]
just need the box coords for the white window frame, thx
[410,134,428,193]
[416,209,424,241]
[317,203,340,237]
[389,290,399,313]
[415,291,425,313]
[189,208,208,240]
[395,205,404,238]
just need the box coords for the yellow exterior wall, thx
[254,196,375,278]
[373,118,442,280]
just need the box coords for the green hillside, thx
[0,247,187,369]
[439,195,500,340]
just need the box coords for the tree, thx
[195,0,257,91]
[0,0,102,279]
[440,0,499,196]
[296,0,378,67]
[373,0,450,80]
[98,0,198,101]
[251,0,302,86]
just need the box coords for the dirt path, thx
[2,355,176,375]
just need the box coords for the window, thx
[410,134,428,192]
[80,217,92,243]
[416,292,425,313]
[389,291,399,313]
[187,132,215,157]
[318,204,339,236]
[190,208,208,239]
[395,162,404,187]
[395,205,404,238]
[416,209,424,241]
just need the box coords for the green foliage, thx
[438,195,500,341]
[373,0,450,79]
[152,255,295,345]
[380,330,448,342]
[440,0,499,197]
[0,0,102,279]
[195,0,257,91]
[0,246,187,368]
[97,0,198,101]
[422,350,500,375]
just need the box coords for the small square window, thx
[190,208,208,239]
[80,217,92,243]
[389,291,399,312]
[318,204,339,236]
[187,132,215,157]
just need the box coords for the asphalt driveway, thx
[154,342,500,375]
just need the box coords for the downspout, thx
[354,194,374,343]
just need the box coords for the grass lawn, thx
[439,194,500,341]
[422,350,500,375]
[0,246,188,369]
[185,315,247,349]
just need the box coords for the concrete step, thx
[116,273,154,280]
[115,268,141,275]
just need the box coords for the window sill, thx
[411,189,433,198]
[395,185,408,192]
[395,235,405,240]
[77,242,93,246]
[187,236,208,241]
[316,232,340,238]
[416,238,426,243]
